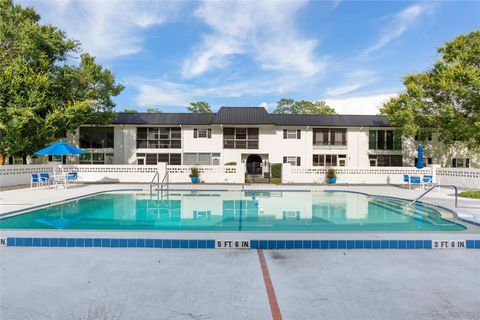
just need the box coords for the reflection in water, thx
[0,191,466,232]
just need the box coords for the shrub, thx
[271,178,281,184]
[271,163,282,178]
[326,168,336,179]
[189,167,199,178]
[225,162,237,165]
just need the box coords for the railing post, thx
[454,186,458,208]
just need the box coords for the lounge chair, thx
[39,173,51,187]
[403,175,410,188]
[66,172,78,185]
[423,175,435,188]
[409,175,422,189]
[31,174,42,188]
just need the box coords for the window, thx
[369,155,403,167]
[313,154,345,167]
[313,128,347,146]
[137,127,181,149]
[369,130,402,150]
[313,154,324,166]
[415,131,432,141]
[283,129,301,139]
[452,158,469,168]
[183,153,221,165]
[414,157,433,167]
[136,153,181,165]
[79,153,114,165]
[194,128,211,138]
[283,156,301,166]
[223,128,259,149]
[79,127,114,148]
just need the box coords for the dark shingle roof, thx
[112,107,391,127]
[270,114,391,127]
[113,112,214,125]
[212,107,271,124]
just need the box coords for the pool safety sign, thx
[215,240,250,249]
[432,240,466,249]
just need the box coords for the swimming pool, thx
[0,191,466,232]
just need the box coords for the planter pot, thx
[328,177,337,184]
[191,177,199,183]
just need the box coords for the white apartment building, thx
[70,107,479,171]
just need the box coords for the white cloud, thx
[363,3,434,56]
[135,83,191,107]
[22,0,183,59]
[132,72,321,107]
[326,84,362,97]
[182,1,326,78]
[326,69,378,97]
[325,93,397,115]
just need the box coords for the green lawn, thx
[459,190,480,199]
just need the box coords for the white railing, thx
[435,168,480,189]
[167,165,244,184]
[1,163,478,188]
[282,164,435,184]
[0,164,244,186]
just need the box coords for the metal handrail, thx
[160,171,169,197]
[149,170,169,198]
[409,184,458,208]
[149,171,160,197]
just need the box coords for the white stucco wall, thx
[69,124,478,169]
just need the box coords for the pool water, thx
[0,191,466,232]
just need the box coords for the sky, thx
[20,0,480,114]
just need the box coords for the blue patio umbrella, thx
[416,144,424,169]
[34,141,85,156]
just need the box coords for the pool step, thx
[371,199,454,226]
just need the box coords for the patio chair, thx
[31,174,42,188]
[403,175,410,188]
[39,173,51,187]
[409,175,422,189]
[423,175,435,189]
[66,172,78,185]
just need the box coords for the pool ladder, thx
[149,171,169,198]
[408,185,458,208]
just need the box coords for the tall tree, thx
[273,98,336,114]
[188,101,212,113]
[380,31,480,149]
[0,0,124,164]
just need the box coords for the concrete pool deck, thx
[1,248,479,320]
[1,184,480,319]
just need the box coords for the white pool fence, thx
[0,163,478,189]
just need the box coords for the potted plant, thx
[189,167,200,183]
[326,168,337,184]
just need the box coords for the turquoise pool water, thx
[0,191,466,232]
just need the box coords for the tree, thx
[188,101,212,113]
[122,109,138,113]
[146,107,162,113]
[0,0,124,164]
[273,98,336,114]
[380,31,480,149]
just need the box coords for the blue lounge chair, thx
[31,174,42,188]
[423,175,435,188]
[403,175,410,188]
[409,175,422,189]
[66,172,78,185]
[39,173,50,187]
